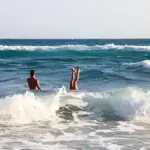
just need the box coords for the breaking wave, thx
[123,60,150,69]
[1,44,150,51]
[0,87,150,125]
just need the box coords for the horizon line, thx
[0,38,150,40]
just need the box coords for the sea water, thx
[0,39,150,150]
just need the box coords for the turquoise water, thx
[0,39,150,149]
[1,39,150,95]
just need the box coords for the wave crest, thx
[0,87,150,124]
[123,60,150,69]
[0,44,150,51]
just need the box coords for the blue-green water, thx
[1,39,150,94]
[0,39,150,150]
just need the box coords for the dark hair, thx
[30,70,35,77]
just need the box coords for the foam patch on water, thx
[140,148,147,150]
[116,122,144,133]
[49,131,122,150]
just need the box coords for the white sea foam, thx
[0,88,87,125]
[116,122,144,133]
[0,44,89,51]
[83,87,150,122]
[0,92,59,124]
[96,44,150,51]
[123,60,150,69]
[140,148,147,150]
[0,44,150,51]
[0,87,150,149]
[0,87,150,125]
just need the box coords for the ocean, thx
[0,39,150,150]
